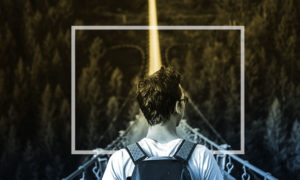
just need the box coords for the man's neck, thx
[146,116,179,143]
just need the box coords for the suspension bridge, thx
[64,0,278,179]
[62,103,277,180]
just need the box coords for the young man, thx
[102,66,223,180]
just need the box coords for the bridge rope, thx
[97,86,136,145]
[184,90,228,145]
[164,43,228,145]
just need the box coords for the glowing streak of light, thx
[148,0,162,75]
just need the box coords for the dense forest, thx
[0,0,299,179]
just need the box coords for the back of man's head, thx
[137,66,182,126]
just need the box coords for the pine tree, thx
[287,120,300,173]
[0,25,16,66]
[16,141,38,180]
[224,65,239,124]
[40,84,55,152]
[14,58,28,102]
[57,0,73,18]
[274,0,297,84]
[78,37,105,104]
[73,19,87,41]
[215,0,242,25]
[78,37,106,148]
[89,37,105,62]
[183,49,197,96]
[53,84,65,137]
[43,32,54,59]
[0,70,5,113]
[31,45,44,90]
[0,126,19,179]
[106,96,119,118]
[109,68,123,96]
[0,116,8,156]
[264,98,288,172]
[59,98,71,145]
[23,0,37,54]
[86,105,99,149]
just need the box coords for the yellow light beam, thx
[148,0,162,75]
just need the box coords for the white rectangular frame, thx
[71,25,245,155]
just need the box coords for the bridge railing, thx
[62,120,278,180]
[178,120,278,180]
[62,120,136,180]
[62,154,108,180]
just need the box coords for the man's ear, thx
[175,101,181,114]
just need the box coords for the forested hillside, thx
[0,0,299,179]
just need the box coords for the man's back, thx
[102,138,223,180]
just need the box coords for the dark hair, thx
[137,66,182,126]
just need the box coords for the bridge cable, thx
[184,90,228,145]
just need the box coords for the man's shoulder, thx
[110,148,129,160]
[193,144,210,153]
[189,143,214,160]
[103,148,134,180]
[188,144,224,179]
[109,141,212,161]
[107,148,133,169]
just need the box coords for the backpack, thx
[125,139,196,180]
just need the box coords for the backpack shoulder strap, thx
[125,142,147,165]
[174,139,197,162]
